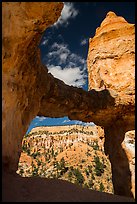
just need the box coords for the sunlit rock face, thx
[87,11,135,106]
[2,2,116,172]
[2,2,64,172]
[2,2,135,200]
[87,11,135,198]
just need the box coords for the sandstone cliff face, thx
[87,11,135,106]
[2,2,64,171]
[87,11,135,129]
[87,11,135,198]
[17,125,113,194]
[2,2,115,172]
[2,2,135,199]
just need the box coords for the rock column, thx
[104,120,133,197]
[87,11,135,197]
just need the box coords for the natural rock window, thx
[2,2,135,202]
[17,120,114,194]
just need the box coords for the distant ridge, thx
[29,124,99,135]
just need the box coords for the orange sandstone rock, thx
[2,3,135,199]
[2,2,64,172]
[87,11,135,198]
[122,130,135,198]
[87,11,135,106]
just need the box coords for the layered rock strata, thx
[87,11,135,101]
[87,11,135,197]
[2,2,135,200]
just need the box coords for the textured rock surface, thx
[87,11,135,129]
[2,2,64,171]
[87,11,135,104]
[17,125,113,194]
[1,3,123,172]
[122,130,135,198]
[2,2,135,200]
[104,122,134,198]
[87,11,135,198]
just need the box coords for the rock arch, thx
[2,2,135,199]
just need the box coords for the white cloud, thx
[80,38,88,46]
[47,42,86,66]
[85,122,95,126]
[36,116,46,122]
[47,43,70,64]
[51,42,68,50]
[45,41,87,88]
[53,2,79,27]
[48,65,85,87]
[75,121,95,126]
[69,53,86,65]
[75,121,84,125]
[60,53,68,63]
[62,119,71,123]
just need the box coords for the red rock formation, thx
[2,2,116,173]
[87,11,135,198]
[2,2,64,172]
[122,130,135,198]
[87,11,135,102]
[2,2,135,200]
[87,11,135,129]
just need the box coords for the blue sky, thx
[27,2,135,134]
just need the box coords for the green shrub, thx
[99,182,105,192]
[32,166,39,177]
[88,165,92,173]
[37,159,41,166]
[68,170,73,181]
[94,156,104,176]
[91,174,95,180]
[84,183,89,188]
[31,152,40,159]
[86,151,91,156]
[73,168,85,185]
[88,179,94,188]
[93,141,99,150]
[19,168,24,176]
[26,148,31,155]
[22,143,27,152]
[85,169,89,177]
[51,147,54,157]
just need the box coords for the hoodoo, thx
[87,11,135,197]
